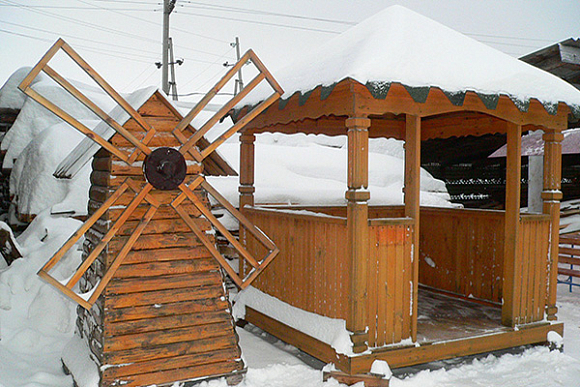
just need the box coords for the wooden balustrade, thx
[367,218,414,347]
[244,205,551,353]
[244,207,351,320]
[419,207,505,303]
[513,214,550,324]
[244,206,414,347]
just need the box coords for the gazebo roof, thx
[244,5,580,119]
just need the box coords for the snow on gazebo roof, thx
[245,5,580,117]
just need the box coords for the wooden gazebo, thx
[233,6,580,377]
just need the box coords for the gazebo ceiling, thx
[238,6,580,137]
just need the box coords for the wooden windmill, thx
[19,39,282,387]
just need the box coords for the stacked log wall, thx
[0,108,19,215]
[75,97,244,387]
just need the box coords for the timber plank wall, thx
[76,95,244,387]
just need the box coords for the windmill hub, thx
[143,147,187,190]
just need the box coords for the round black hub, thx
[143,147,187,190]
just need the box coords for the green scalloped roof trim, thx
[365,81,391,99]
[404,85,430,103]
[511,97,530,113]
[442,90,466,106]
[542,101,558,116]
[278,94,293,110]
[320,83,337,101]
[231,107,242,121]
[570,105,580,119]
[477,93,499,110]
[298,90,314,106]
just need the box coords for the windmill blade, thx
[171,177,279,289]
[38,179,159,309]
[175,50,283,161]
[18,38,155,165]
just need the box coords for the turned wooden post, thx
[502,122,522,327]
[346,117,370,354]
[542,130,563,321]
[404,114,420,342]
[239,131,256,211]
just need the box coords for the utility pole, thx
[162,0,177,95]
[234,37,244,95]
[169,37,177,100]
[224,37,245,95]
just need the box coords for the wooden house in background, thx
[233,6,580,377]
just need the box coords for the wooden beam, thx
[346,117,371,354]
[502,122,522,327]
[244,307,351,372]
[350,322,562,374]
[542,130,564,321]
[404,115,421,341]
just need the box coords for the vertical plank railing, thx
[244,206,415,349]
[419,207,505,304]
[513,215,550,324]
[244,207,351,320]
[367,218,414,348]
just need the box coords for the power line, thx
[178,1,558,45]
[0,4,158,11]
[179,1,357,26]
[0,28,53,43]
[81,0,230,44]
[88,0,161,4]
[0,0,160,44]
[2,0,233,62]
[180,46,235,89]
[0,28,152,63]
[175,10,343,34]
[2,19,232,66]
[75,0,234,55]
[125,64,158,90]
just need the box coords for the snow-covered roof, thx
[490,128,580,157]
[54,86,156,178]
[245,5,580,117]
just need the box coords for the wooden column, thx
[542,130,563,321]
[239,131,256,210]
[404,114,420,342]
[502,122,522,327]
[346,117,370,354]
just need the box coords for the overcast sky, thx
[1,0,579,99]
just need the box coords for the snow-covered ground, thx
[1,214,580,387]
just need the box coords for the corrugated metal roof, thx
[489,128,580,158]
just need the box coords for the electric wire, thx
[81,0,230,44]
[179,1,357,26]
[0,28,152,63]
[174,10,343,34]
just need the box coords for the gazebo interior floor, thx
[416,288,506,343]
